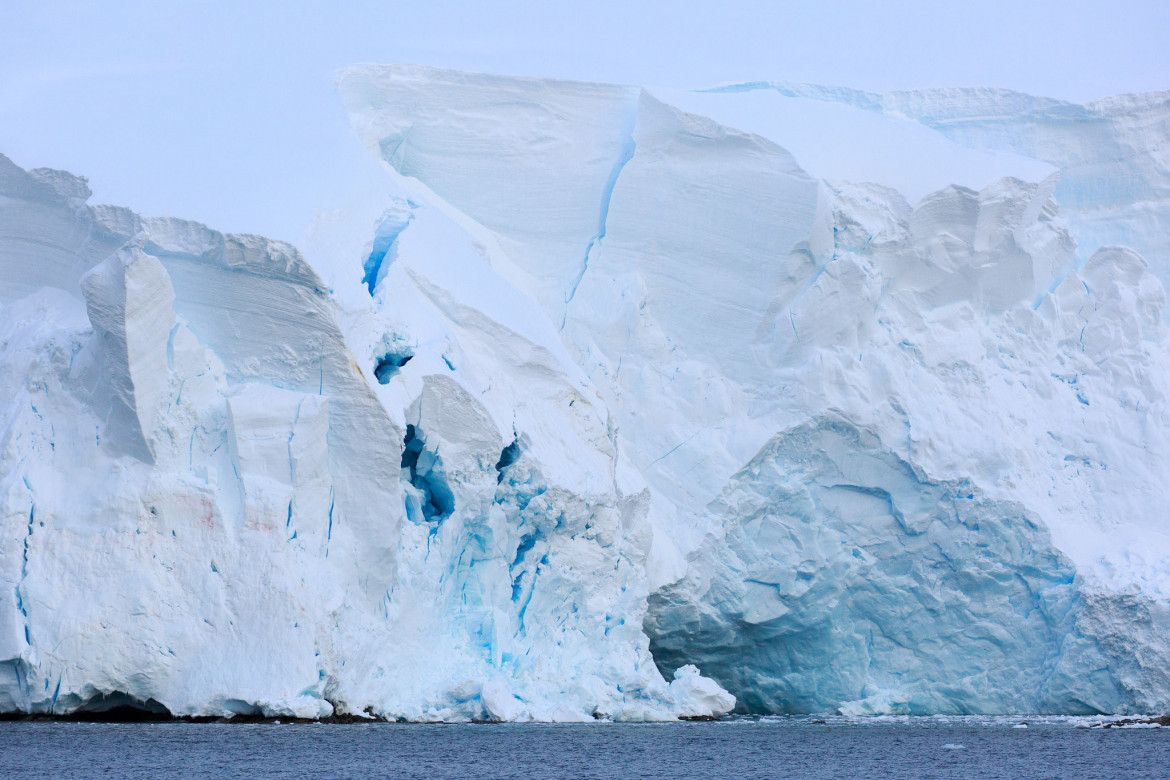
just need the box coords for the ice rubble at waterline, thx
[2,65,1170,718]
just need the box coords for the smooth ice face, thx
[340,66,1170,714]
[651,86,1058,203]
[79,244,176,463]
[340,64,642,312]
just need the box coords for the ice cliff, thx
[0,154,714,721]
[2,64,1170,718]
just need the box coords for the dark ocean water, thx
[1,716,1168,779]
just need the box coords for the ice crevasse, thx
[2,64,1170,718]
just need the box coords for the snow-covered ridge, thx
[3,63,1170,717]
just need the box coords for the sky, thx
[2,0,1167,243]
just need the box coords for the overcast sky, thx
[2,0,1167,243]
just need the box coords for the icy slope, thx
[0,154,731,721]
[340,65,1170,714]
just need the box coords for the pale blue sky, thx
[2,0,1167,242]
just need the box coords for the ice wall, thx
[0,154,729,721]
[339,66,1170,714]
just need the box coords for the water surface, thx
[2,716,1167,779]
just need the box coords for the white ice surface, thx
[650,86,1057,203]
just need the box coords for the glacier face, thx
[2,64,1170,718]
[0,155,721,721]
[339,66,1170,714]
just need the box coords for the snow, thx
[3,64,1170,718]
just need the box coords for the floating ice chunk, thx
[668,665,735,718]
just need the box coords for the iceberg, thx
[2,63,1169,718]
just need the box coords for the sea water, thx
[1,716,1167,779]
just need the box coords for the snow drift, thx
[2,64,1170,717]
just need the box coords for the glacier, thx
[2,64,1170,719]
